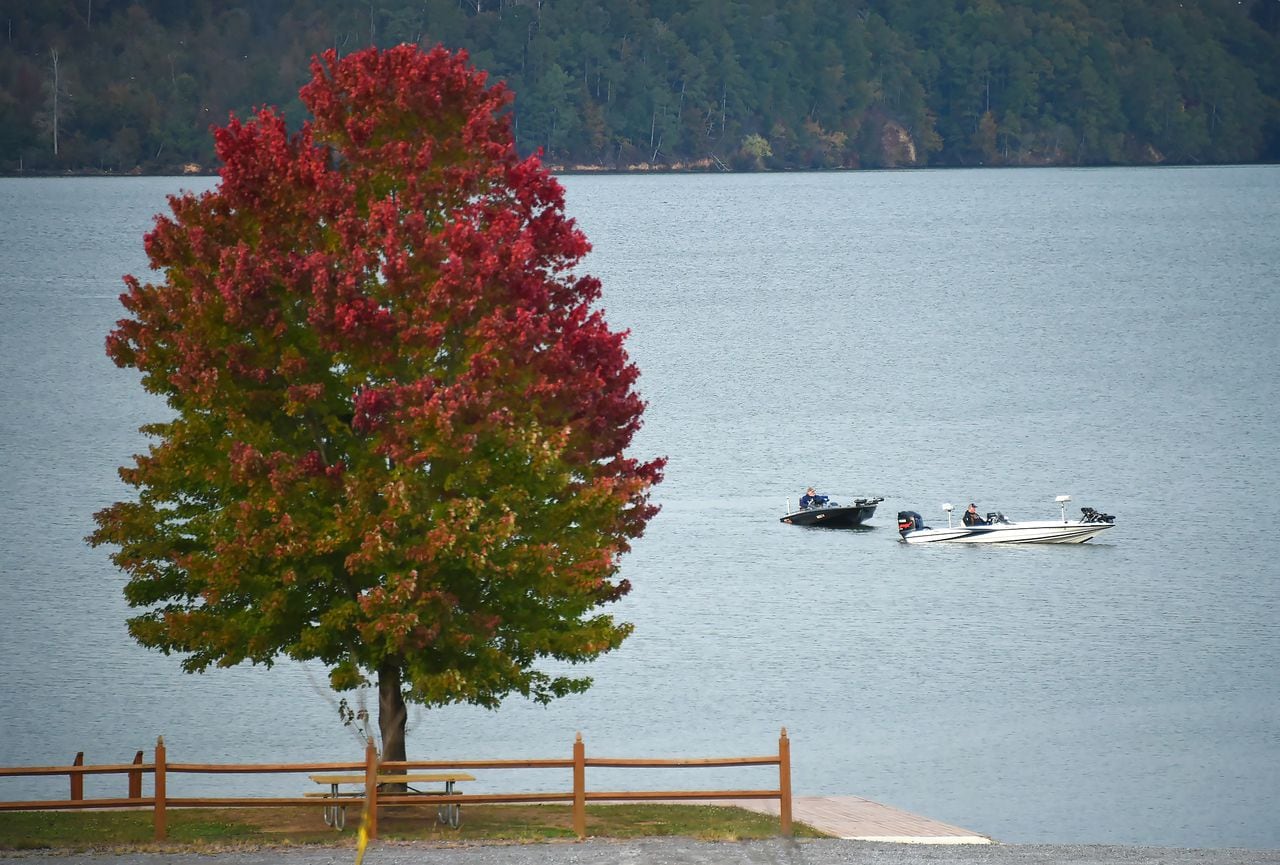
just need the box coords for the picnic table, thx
[308,772,476,830]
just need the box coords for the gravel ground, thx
[3,839,1279,865]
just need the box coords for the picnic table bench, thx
[308,772,476,830]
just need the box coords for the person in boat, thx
[963,503,988,526]
[799,487,829,509]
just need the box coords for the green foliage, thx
[742,133,770,157]
[1,2,1276,169]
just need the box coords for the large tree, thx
[90,44,664,764]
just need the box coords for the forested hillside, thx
[3,0,1278,173]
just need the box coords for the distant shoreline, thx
[4,160,1278,179]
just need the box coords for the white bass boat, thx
[897,495,1115,544]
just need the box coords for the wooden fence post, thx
[70,752,83,801]
[364,737,378,840]
[572,732,586,839]
[154,737,167,841]
[778,727,792,837]
[128,750,144,799]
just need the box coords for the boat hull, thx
[781,498,882,528]
[901,519,1114,544]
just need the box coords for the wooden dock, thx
[710,796,994,843]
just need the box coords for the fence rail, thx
[0,729,793,841]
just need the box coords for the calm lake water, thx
[1,167,1277,848]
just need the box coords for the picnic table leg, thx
[321,783,348,831]
[321,783,333,827]
[434,780,461,828]
[447,780,460,828]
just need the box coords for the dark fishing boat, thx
[779,496,884,528]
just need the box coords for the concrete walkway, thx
[709,795,993,843]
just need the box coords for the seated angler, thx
[800,487,829,509]
[963,503,988,526]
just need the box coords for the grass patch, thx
[0,804,824,851]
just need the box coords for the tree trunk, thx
[378,661,408,790]
[51,48,59,156]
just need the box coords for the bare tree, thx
[50,47,59,156]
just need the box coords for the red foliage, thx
[92,45,664,734]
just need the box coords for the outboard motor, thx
[1081,507,1115,524]
[897,511,924,534]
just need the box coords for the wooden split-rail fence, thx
[0,729,794,841]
